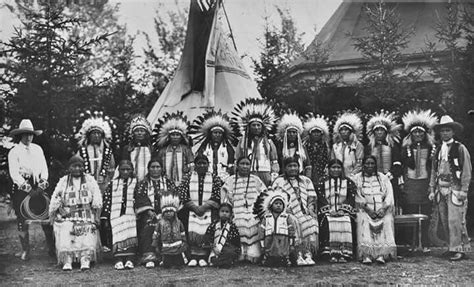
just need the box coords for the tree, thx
[139,0,187,96]
[66,3,156,139]
[424,3,474,144]
[0,3,115,179]
[352,1,428,113]
[252,7,305,101]
[0,4,110,133]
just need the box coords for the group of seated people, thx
[7,99,471,271]
[49,153,395,271]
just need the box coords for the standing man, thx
[276,112,311,177]
[303,113,330,185]
[74,110,116,193]
[429,115,471,261]
[331,111,364,180]
[401,109,438,250]
[8,119,54,260]
[154,112,194,187]
[232,99,279,186]
[190,110,236,180]
[122,114,153,182]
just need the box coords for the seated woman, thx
[101,160,138,270]
[134,158,176,268]
[49,155,102,271]
[272,156,318,266]
[316,159,357,263]
[353,155,397,264]
[220,156,265,263]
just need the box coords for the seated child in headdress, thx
[258,188,297,267]
[152,192,188,268]
[204,203,241,268]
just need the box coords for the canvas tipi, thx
[147,0,261,124]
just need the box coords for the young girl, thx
[257,188,297,267]
[153,192,188,268]
[205,203,241,268]
[101,160,138,270]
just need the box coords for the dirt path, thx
[1,206,474,286]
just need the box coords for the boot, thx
[18,234,30,261]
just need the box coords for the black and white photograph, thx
[0,0,474,285]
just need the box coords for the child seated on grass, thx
[205,203,241,268]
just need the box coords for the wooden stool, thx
[394,214,428,251]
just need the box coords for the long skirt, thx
[188,210,211,258]
[111,214,137,258]
[293,212,318,255]
[320,215,354,259]
[233,211,261,260]
[356,211,397,261]
[54,221,100,264]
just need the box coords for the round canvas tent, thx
[147,0,261,125]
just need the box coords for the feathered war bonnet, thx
[253,187,289,220]
[128,114,152,138]
[152,111,190,149]
[73,110,117,147]
[189,109,237,153]
[276,111,306,169]
[332,110,363,143]
[366,110,402,148]
[302,113,330,145]
[231,98,277,138]
[160,192,180,213]
[401,109,438,146]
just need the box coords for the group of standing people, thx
[7,98,471,272]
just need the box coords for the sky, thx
[0,0,342,77]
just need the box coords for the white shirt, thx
[8,142,48,186]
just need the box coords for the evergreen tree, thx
[0,4,110,133]
[0,3,113,177]
[352,1,427,113]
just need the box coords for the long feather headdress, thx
[189,109,237,153]
[333,110,363,143]
[366,110,401,148]
[152,111,190,148]
[231,98,277,137]
[401,109,437,146]
[73,110,116,147]
[302,113,330,145]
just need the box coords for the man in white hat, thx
[8,119,54,260]
[429,115,472,261]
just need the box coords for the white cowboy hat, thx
[9,119,43,136]
[434,115,463,134]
